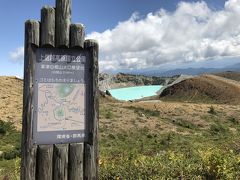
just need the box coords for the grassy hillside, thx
[160,74,240,104]
[1,75,240,179]
[213,71,240,81]
[0,77,22,179]
[99,101,240,179]
[0,76,22,130]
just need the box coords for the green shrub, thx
[129,107,160,117]
[3,149,20,160]
[0,158,20,180]
[0,126,6,134]
[200,148,240,179]
[106,111,113,119]
[0,120,21,161]
[99,148,240,179]
[210,123,228,135]
[229,117,239,125]
[208,106,217,115]
[0,120,16,135]
[172,118,196,129]
[108,134,116,140]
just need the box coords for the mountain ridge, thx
[160,74,240,105]
[134,63,240,77]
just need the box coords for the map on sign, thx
[33,48,89,144]
[37,83,85,132]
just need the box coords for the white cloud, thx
[87,0,240,72]
[9,47,24,64]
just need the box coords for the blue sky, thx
[0,0,239,76]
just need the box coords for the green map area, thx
[37,83,85,132]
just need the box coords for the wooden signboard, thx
[21,0,99,179]
[33,48,90,145]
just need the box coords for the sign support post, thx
[21,0,99,179]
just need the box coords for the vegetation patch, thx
[172,118,197,129]
[209,123,229,136]
[0,120,21,179]
[100,107,115,119]
[0,120,21,158]
[99,127,240,179]
[99,101,240,179]
[208,106,217,115]
[128,106,160,117]
[229,117,239,125]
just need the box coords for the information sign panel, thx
[33,48,89,144]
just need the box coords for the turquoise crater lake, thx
[108,85,162,101]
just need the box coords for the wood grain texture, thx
[84,39,99,180]
[21,20,40,180]
[41,6,55,47]
[54,1,71,179]
[68,143,84,180]
[24,20,40,46]
[70,23,85,48]
[37,9,55,179]
[53,144,69,180]
[36,146,53,180]
[68,22,85,180]
[56,0,71,47]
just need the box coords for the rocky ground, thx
[99,73,179,91]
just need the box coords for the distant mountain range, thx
[139,63,240,77]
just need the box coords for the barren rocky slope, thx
[160,74,240,104]
[99,73,179,91]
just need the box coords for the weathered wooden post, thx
[21,0,99,179]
